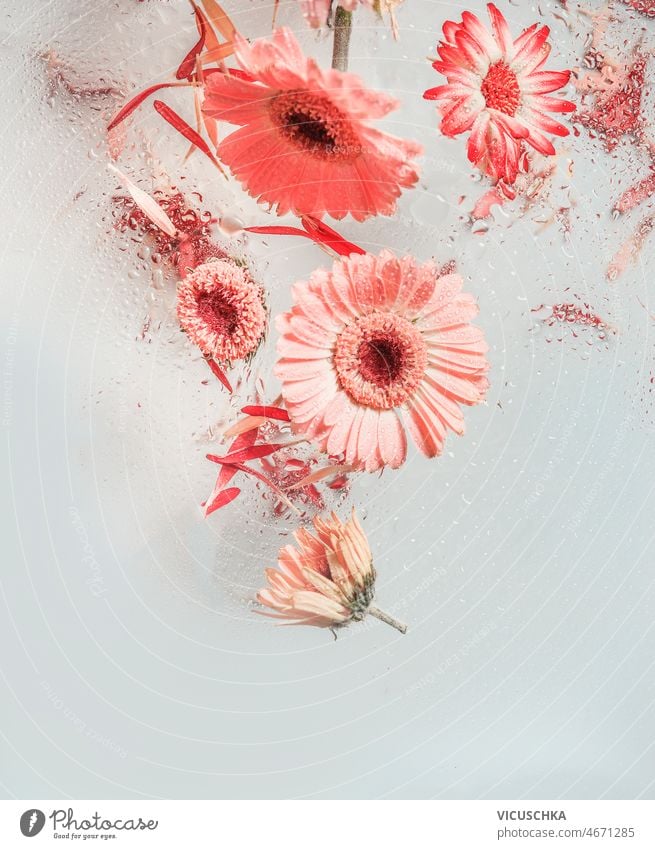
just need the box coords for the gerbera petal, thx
[510,25,550,74]
[405,395,447,458]
[533,94,576,113]
[522,70,571,94]
[487,3,514,57]
[358,407,383,472]
[521,107,570,137]
[377,409,407,468]
[441,94,481,136]
[492,110,530,139]
[461,10,499,59]
[326,397,359,457]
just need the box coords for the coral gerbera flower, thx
[177,260,266,363]
[424,3,574,185]
[202,28,422,221]
[257,509,406,632]
[275,251,489,472]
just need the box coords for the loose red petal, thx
[210,429,258,495]
[245,225,308,238]
[205,356,232,392]
[207,443,288,465]
[199,42,236,65]
[204,485,240,516]
[107,82,188,131]
[200,0,237,42]
[153,100,225,173]
[245,221,365,257]
[176,3,207,80]
[241,405,290,422]
[301,216,366,256]
[207,458,300,514]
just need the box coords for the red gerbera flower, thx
[202,28,422,221]
[424,3,574,184]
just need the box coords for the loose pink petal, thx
[109,165,177,237]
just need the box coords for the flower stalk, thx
[331,7,353,71]
[367,605,407,634]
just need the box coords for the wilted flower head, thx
[257,510,406,633]
[177,259,266,363]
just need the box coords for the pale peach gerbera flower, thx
[258,509,406,632]
[177,260,266,363]
[275,251,489,472]
[202,28,421,221]
[424,3,574,185]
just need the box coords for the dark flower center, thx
[334,311,428,410]
[197,289,240,336]
[481,62,521,115]
[358,336,407,385]
[270,90,360,161]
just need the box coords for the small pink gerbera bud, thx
[257,509,406,633]
[176,260,266,364]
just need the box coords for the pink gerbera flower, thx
[275,250,489,472]
[202,28,422,221]
[424,3,574,185]
[258,509,407,632]
[177,260,266,363]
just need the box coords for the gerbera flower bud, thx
[202,28,422,222]
[423,3,574,185]
[176,259,266,364]
[257,509,407,633]
[299,0,373,29]
[275,250,489,472]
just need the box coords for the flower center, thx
[333,312,427,410]
[196,288,241,336]
[270,90,360,161]
[481,62,521,115]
